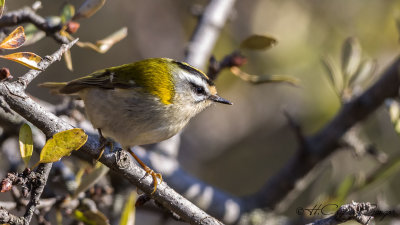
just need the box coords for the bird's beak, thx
[209,95,232,105]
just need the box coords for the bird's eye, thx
[195,86,206,95]
[190,82,206,96]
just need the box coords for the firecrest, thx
[41,58,231,193]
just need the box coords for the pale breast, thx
[78,88,189,147]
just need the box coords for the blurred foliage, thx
[2,0,400,224]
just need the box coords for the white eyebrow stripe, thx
[179,70,210,92]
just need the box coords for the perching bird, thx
[41,58,231,192]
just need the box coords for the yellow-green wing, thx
[59,58,175,104]
[59,64,137,94]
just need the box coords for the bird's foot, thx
[126,147,163,194]
[143,166,163,194]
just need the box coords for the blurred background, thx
[3,0,400,224]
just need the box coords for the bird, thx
[40,57,231,193]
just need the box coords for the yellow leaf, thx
[56,210,63,225]
[119,191,136,225]
[0,0,5,19]
[240,34,277,50]
[64,49,73,71]
[73,162,109,198]
[34,129,87,167]
[19,124,33,167]
[0,26,26,50]
[0,52,42,70]
[74,209,109,225]
[74,0,106,20]
[75,168,85,188]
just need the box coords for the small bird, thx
[41,58,231,193]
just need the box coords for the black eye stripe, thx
[190,82,207,95]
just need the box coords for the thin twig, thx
[307,202,400,225]
[23,163,52,224]
[18,38,78,89]
[0,88,223,224]
[0,7,69,44]
[0,208,25,224]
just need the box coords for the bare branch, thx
[0,208,25,225]
[0,86,223,224]
[23,164,52,224]
[0,39,223,224]
[307,202,400,225]
[18,38,78,88]
[185,0,237,69]
[0,7,69,44]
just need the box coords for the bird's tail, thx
[39,82,68,95]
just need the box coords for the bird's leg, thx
[96,128,112,160]
[125,147,162,194]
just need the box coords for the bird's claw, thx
[144,166,163,194]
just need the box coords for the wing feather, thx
[59,64,137,94]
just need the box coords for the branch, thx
[0,208,25,224]
[307,202,400,225]
[0,38,78,225]
[18,39,78,88]
[0,86,223,224]
[23,163,52,224]
[242,56,400,210]
[0,7,69,44]
[136,144,244,224]
[185,0,237,69]
[0,39,223,225]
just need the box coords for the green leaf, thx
[0,52,42,70]
[45,16,62,28]
[341,37,362,81]
[73,162,109,198]
[240,34,277,50]
[0,26,26,50]
[74,0,106,20]
[321,55,343,94]
[0,0,5,19]
[74,209,109,225]
[387,99,400,135]
[33,128,87,168]
[334,176,354,205]
[362,156,400,189]
[119,191,136,225]
[60,3,75,24]
[19,124,33,167]
[349,59,377,87]
[23,24,46,46]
